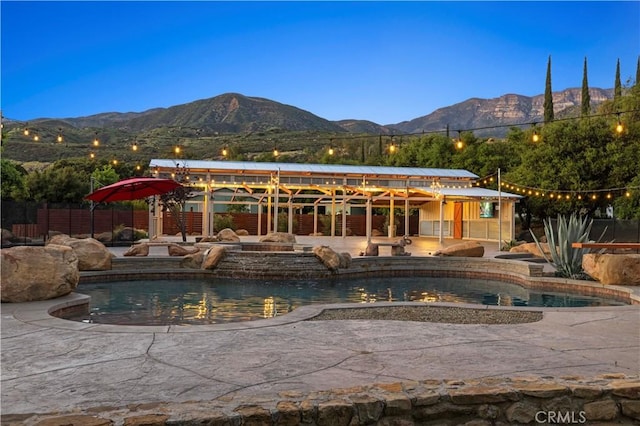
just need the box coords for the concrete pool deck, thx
[2,236,639,424]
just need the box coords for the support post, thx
[366,195,372,244]
[498,168,502,251]
[388,193,395,238]
[438,198,445,244]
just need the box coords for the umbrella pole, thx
[90,177,95,238]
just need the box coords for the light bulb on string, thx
[615,113,624,134]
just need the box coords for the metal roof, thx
[425,187,523,200]
[149,159,478,179]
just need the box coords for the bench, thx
[571,242,640,252]
[365,239,411,256]
[125,241,196,256]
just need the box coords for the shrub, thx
[531,213,606,279]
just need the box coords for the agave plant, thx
[530,213,606,279]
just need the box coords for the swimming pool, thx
[69,276,626,325]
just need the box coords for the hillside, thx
[60,93,347,134]
[392,88,613,136]
[1,87,614,162]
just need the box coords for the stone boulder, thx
[509,242,552,258]
[123,243,149,257]
[94,231,113,243]
[180,250,205,269]
[199,235,218,243]
[582,253,640,286]
[259,232,297,243]
[46,234,112,271]
[312,245,341,271]
[167,243,200,257]
[2,228,16,245]
[364,243,379,256]
[47,234,74,246]
[201,245,226,270]
[434,241,485,257]
[236,229,250,236]
[338,252,352,269]
[371,229,384,237]
[1,245,79,302]
[217,228,241,242]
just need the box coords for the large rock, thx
[259,232,297,243]
[1,245,79,302]
[201,245,226,270]
[47,234,74,246]
[167,243,199,256]
[582,253,640,285]
[180,250,205,269]
[46,234,112,270]
[216,228,241,242]
[364,243,379,256]
[339,252,352,269]
[313,245,341,271]
[434,241,485,257]
[509,242,552,257]
[123,243,149,257]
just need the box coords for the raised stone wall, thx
[215,251,333,279]
[6,375,638,425]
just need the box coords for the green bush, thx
[214,214,235,232]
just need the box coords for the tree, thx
[90,165,120,189]
[614,58,622,101]
[544,56,554,123]
[581,57,591,116]
[25,166,91,203]
[0,159,28,200]
[158,185,193,242]
[636,56,640,88]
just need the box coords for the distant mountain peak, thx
[392,87,613,136]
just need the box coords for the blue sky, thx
[2,1,639,124]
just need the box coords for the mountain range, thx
[9,87,613,138]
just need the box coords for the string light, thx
[131,141,138,151]
[615,113,624,134]
[532,130,540,143]
[475,172,638,202]
[455,131,464,150]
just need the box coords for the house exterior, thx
[148,159,521,242]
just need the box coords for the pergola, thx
[148,159,521,242]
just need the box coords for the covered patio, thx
[148,159,521,242]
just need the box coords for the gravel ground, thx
[308,305,543,324]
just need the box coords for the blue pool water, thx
[69,277,626,326]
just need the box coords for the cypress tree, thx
[614,58,622,100]
[581,57,590,116]
[543,56,554,123]
[636,56,639,87]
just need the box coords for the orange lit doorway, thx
[453,202,463,239]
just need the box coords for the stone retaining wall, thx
[5,375,638,425]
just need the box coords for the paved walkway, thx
[2,236,639,418]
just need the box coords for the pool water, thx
[68,277,626,326]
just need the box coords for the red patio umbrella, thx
[85,177,182,203]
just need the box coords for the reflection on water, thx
[70,277,625,326]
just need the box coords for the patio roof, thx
[149,159,478,180]
[429,186,522,200]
